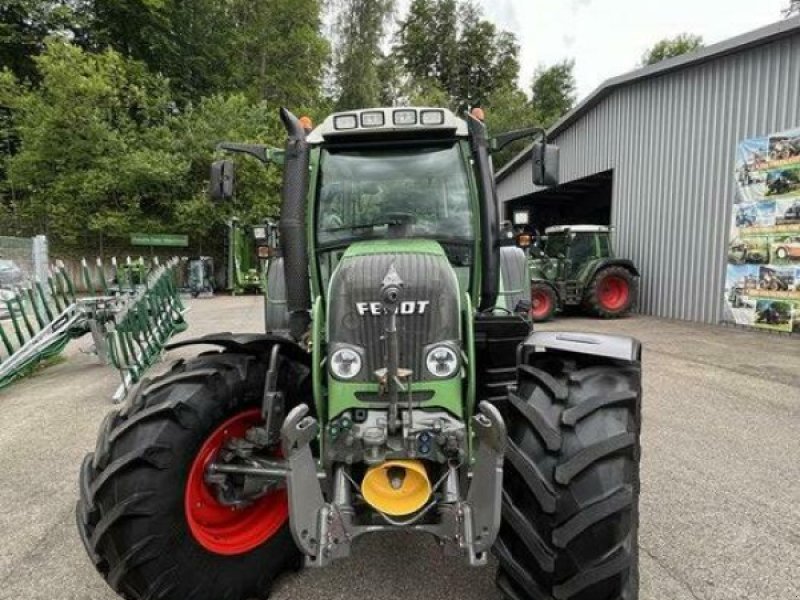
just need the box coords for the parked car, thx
[0,259,23,287]
[771,236,800,261]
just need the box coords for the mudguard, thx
[587,258,640,280]
[522,331,641,363]
[166,332,310,365]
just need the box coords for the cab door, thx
[566,233,597,279]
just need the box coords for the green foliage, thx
[222,0,329,106]
[530,60,576,129]
[397,0,520,112]
[484,85,537,169]
[0,42,284,251]
[0,1,89,83]
[0,0,580,253]
[332,0,395,110]
[641,34,704,66]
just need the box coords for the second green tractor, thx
[522,225,639,322]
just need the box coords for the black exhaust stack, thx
[279,108,312,341]
[467,114,500,311]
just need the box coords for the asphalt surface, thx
[0,296,798,600]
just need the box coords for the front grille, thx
[328,251,460,382]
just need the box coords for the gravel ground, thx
[0,295,798,600]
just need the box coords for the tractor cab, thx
[536,225,613,276]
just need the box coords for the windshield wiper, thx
[323,215,416,233]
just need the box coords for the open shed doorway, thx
[505,170,613,235]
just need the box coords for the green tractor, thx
[526,225,640,322]
[76,107,643,600]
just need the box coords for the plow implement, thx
[0,257,187,398]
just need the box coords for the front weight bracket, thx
[281,404,325,559]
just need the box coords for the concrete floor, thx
[0,295,798,600]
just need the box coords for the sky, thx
[397,0,792,102]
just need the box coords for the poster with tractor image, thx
[726,127,800,333]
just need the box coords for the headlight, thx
[425,345,459,378]
[330,348,362,380]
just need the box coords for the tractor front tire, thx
[530,283,558,322]
[585,266,637,318]
[495,353,641,600]
[76,352,303,600]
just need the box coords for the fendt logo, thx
[356,301,430,316]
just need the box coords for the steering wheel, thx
[383,212,417,225]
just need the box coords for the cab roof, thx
[545,225,610,234]
[306,107,468,143]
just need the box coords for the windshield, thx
[316,144,473,248]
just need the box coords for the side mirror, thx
[209,159,234,200]
[532,141,560,187]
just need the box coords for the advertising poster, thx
[725,127,800,333]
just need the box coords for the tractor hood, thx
[326,239,461,385]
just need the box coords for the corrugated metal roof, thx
[497,15,800,182]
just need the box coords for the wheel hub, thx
[184,408,289,555]
[598,276,629,311]
[531,290,551,319]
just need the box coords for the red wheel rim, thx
[597,276,630,311]
[185,408,288,555]
[531,290,552,319]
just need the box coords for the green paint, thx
[463,292,476,417]
[307,147,323,301]
[459,140,483,305]
[341,238,446,258]
[328,378,463,421]
[311,296,325,421]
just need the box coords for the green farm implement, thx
[77,107,643,600]
[0,257,186,396]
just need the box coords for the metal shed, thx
[496,16,800,325]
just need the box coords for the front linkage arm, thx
[280,401,507,567]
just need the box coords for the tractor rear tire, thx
[530,283,558,322]
[76,351,304,600]
[495,353,641,600]
[585,266,637,318]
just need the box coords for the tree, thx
[784,1,800,17]
[0,41,287,252]
[227,0,329,107]
[641,34,704,66]
[530,60,576,129]
[396,0,520,112]
[332,0,395,110]
[484,84,536,169]
[87,0,330,106]
[0,41,183,246]
[0,1,89,83]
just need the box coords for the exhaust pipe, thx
[361,460,432,516]
[278,108,312,341]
